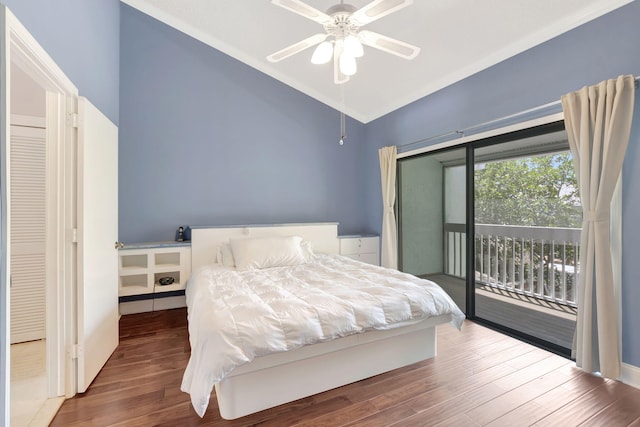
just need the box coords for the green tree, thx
[474,152,581,228]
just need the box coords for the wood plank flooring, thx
[50,308,640,426]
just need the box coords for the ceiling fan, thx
[267,0,420,84]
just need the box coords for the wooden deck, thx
[49,308,640,426]
[426,273,576,351]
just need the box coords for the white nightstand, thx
[338,235,380,266]
[118,242,191,314]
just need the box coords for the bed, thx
[180,223,464,419]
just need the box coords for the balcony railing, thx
[444,223,580,307]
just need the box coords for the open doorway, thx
[1,6,81,425]
[9,62,64,426]
[397,146,468,312]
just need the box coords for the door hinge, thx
[70,344,83,359]
[67,112,79,128]
[70,228,78,243]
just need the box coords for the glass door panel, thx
[473,127,578,354]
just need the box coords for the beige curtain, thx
[561,75,635,378]
[379,146,398,269]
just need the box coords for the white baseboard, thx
[621,363,640,389]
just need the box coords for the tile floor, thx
[10,340,64,427]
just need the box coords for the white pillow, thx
[215,243,235,267]
[300,240,316,259]
[230,235,307,270]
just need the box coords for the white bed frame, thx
[190,223,453,420]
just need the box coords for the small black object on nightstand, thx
[158,277,175,286]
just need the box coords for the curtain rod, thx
[399,100,561,152]
[399,74,640,154]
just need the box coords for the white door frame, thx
[1,5,79,423]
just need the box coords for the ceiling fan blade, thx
[271,0,334,26]
[333,40,349,84]
[351,0,413,26]
[267,33,327,62]
[358,30,420,59]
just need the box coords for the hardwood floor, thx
[50,308,640,426]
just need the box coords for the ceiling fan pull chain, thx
[339,84,346,145]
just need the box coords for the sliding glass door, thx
[397,121,578,355]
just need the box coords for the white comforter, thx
[181,254,464,417]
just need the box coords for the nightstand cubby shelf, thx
[339,235,380,266]
[118,242,191,314]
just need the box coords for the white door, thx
[76,96,119,393]
[10,124,47,344]
[1,6,11,424]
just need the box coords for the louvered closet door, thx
[10,124,46,344]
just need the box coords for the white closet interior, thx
[10,122,46,344]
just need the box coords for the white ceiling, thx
[121,0,632,123]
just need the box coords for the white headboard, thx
[191,223,339,271]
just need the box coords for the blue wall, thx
[2,0,120,124]
[118,5,366,243]
[362,1,640,367]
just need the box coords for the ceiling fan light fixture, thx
[344,34,364,58]
[311,41,334,64]
[269,0,419,84]
[339,53,357,76]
